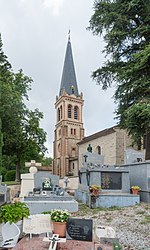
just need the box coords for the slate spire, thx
[59,32,79,96]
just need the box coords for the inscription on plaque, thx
[101,172,122,190]
[66,218,92,241]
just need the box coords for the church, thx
[52,34,84,178]
[52,34,144,178]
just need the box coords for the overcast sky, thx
[0,0,117,157]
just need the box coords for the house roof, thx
[77,126,118,145]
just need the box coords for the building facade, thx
[78,126,135,169]
[53,35,84,177]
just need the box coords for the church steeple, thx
[59,32,79,96]
[53,33,84,178]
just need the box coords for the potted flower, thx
[89,185,101,196]
[131,186,141,195]
[0,202,30,238]
[50,209,70,237]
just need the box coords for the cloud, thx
[42,0,64,16]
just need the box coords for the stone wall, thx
[78,128,136,169]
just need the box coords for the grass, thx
[77,203,122,215]
[140,215,150,224]
[136,210,146,215]
[1,181,19,185]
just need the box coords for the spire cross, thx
[68,29,70,41]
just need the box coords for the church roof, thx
[78,126,118,145]
[59,34,79,97]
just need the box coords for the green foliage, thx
[1,167,7,181]
[4,170,16,181]
[0,202,30,224]
[88,0,150,155]
[0,34,47,180]
[113,242,122,250]
[41,157,52,166]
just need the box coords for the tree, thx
[0,35,47,181]
[0,34,12,174]
[41,157,53,166]
[88,0,150,158]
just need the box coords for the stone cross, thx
[25,160,41,173]
[64,176,69,189]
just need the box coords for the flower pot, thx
[132,189,139,195]
[53,221,67,237]
[90,189,100,196]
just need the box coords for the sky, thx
[0,0,117,157]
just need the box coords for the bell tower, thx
[53,33,84,177]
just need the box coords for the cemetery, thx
[0,156,149,249]
[75,152,143,208]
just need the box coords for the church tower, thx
[53,34,84,178]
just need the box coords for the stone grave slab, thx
[57,240,94,250]
[66,218,92,241]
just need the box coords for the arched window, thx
[72,147,76,157]
[97,146,101,155]
[57,108,60,121]
[74,106,78,119]
[71,128,73,135]
[60,105,62,119]
[72,163,75,169]
[68,105,72,118]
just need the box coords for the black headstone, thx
[66,218,93,242]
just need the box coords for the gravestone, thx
[23,214,52,237]
[34,172,59,190]
[82,152,104,168]
[0,178,7,204]
[66,218,92,241]
[21,160,42,196]
[124,149,144,164]
[95,226,119,246]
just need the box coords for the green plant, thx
[131,186,141,190]
[0,202,30,224]
[113,242,122,249]
[50,209,70,222]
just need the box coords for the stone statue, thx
[87,144,92,153]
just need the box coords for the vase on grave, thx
[53,221,67,237]
[131,189,139,195]
[131,186,141,195]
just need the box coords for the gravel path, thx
[73,202,150,250]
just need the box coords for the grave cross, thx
[25,160,41,173]
[64,176,69,189]
[43,234,66,250]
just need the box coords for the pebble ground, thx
[73,202,150,250]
